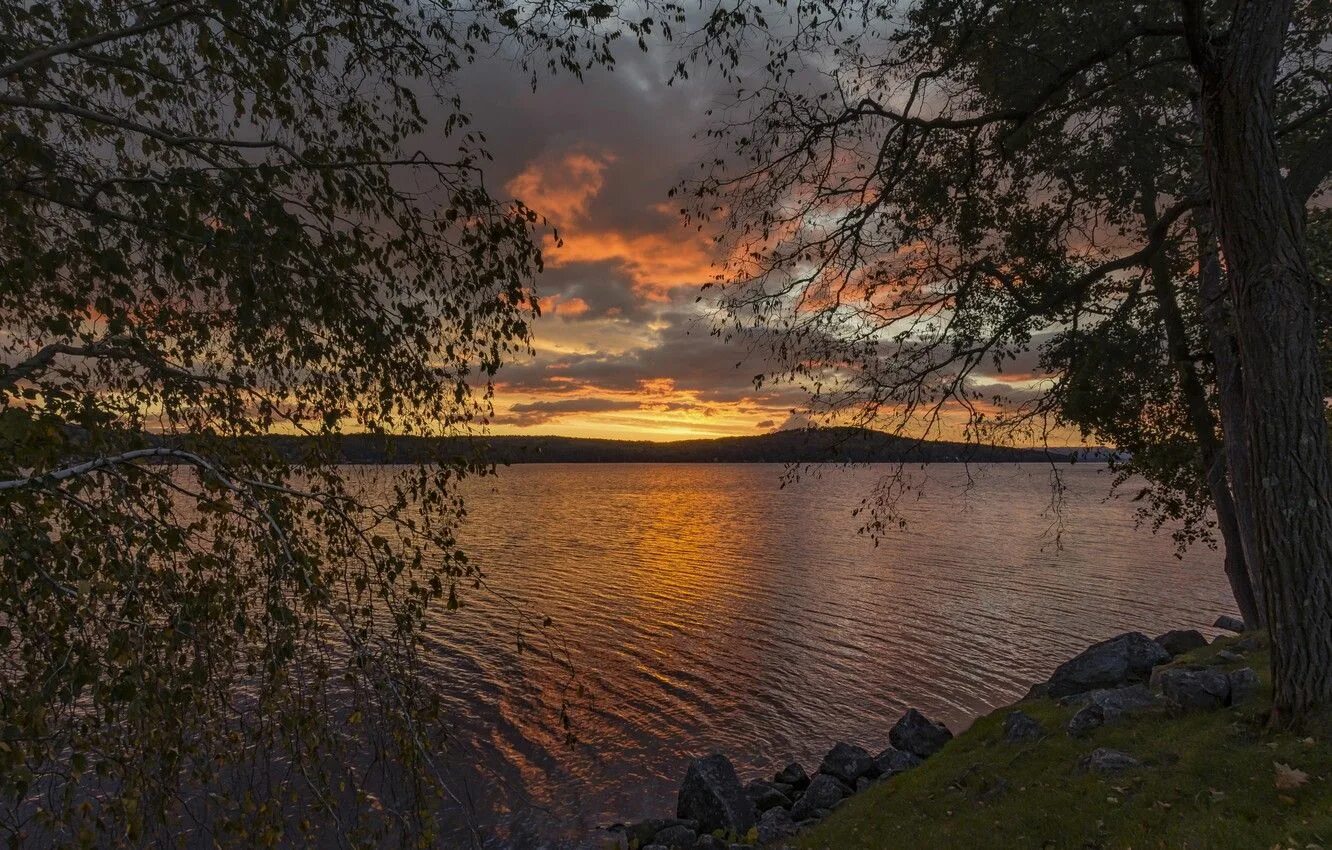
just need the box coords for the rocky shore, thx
[605,616,1256,850]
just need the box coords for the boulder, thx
[855,776,875,793]
[1216,649,1244,663]
[643,845,668,850]
[774,761,810,791]
[873,747,922,777]
[1154,629,1208,657]
[1155,667,1231,710]
[789,773,850,821]
[756,806,797,843]
[889,709,954,758]
[676,754,756,836]
[1078,747,1141,774]
[743,779,791,813]
[817,741,875,785]
[1046,632,1170,697]
[1067,703,1105,738]
[693,837,728,850]
[1234,634,1264,652]
[1228,667,1261,705]
[1064,684,1160,722]
[650,824,697,848]
[1214,614,1247,633]
[1002,710,1045,743]
[618,819,698,847]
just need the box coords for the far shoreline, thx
[248,427,1113,466]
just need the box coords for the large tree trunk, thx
[1195,213,1267,622]
[1189,0,1332,720]
[1141,192,1263,627]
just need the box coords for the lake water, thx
[413,463,1233,848]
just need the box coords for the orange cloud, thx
[537,295,591,317]
[539,228,716,299]
[506,151,611,226]
[507,149,719,298]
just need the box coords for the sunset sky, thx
[445,49,801,442]
[456,47,1040,443]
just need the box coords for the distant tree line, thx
[257,427,1079,465]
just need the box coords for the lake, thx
[410,463,1233,848]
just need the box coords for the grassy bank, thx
[795,635,1332,849]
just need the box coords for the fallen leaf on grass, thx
[1274,762,1310,791]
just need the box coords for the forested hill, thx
[262,427,1087,464]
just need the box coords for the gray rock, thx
[1064,684,1160,722]
[1234,635,1264,652]
[789,773,850,821]
[889,708,953,759]
[618,819,698,847]
[817,741,875,785]
[1155,667,1231,710]
[1079,747,1141,774]
[1067,703,1105,738]
[873,746,922,777]
[774,761,810,791]
[1214,614,1247,633]
[1003,710,1045,743]
[756,806,797,843]
[1216,649,1244,663]
[1154,629,1208,657]
[1228,667,1261,705]
[1024,681,1051,700]
[693,837,728,850]
[650,824,696,848]
[643,845,668,850]
[676,754,756,836]
[1046,632,1170,698]
[855,776,875,793]
[743,779,791,813]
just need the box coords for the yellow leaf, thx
[1274,762,1310,791]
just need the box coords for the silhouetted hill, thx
[261,427,1081,464]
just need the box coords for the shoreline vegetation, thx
[608,620,1332,850]
[253,427,1105,465]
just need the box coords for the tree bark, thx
[1195,212,1267,622]
[1187,0,1332,720]
[1140,191,1263,628]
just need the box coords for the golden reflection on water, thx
[410,463,1233,849]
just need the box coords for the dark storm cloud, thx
[537,260,655,321]
[495,396,645,425]
[457,47,722,234]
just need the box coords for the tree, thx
[0,2,654,845]
[1181,0,1332,721]
[683,0,1332,717]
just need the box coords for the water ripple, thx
[403,463,1233,848]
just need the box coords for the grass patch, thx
[794,635,1332,850]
